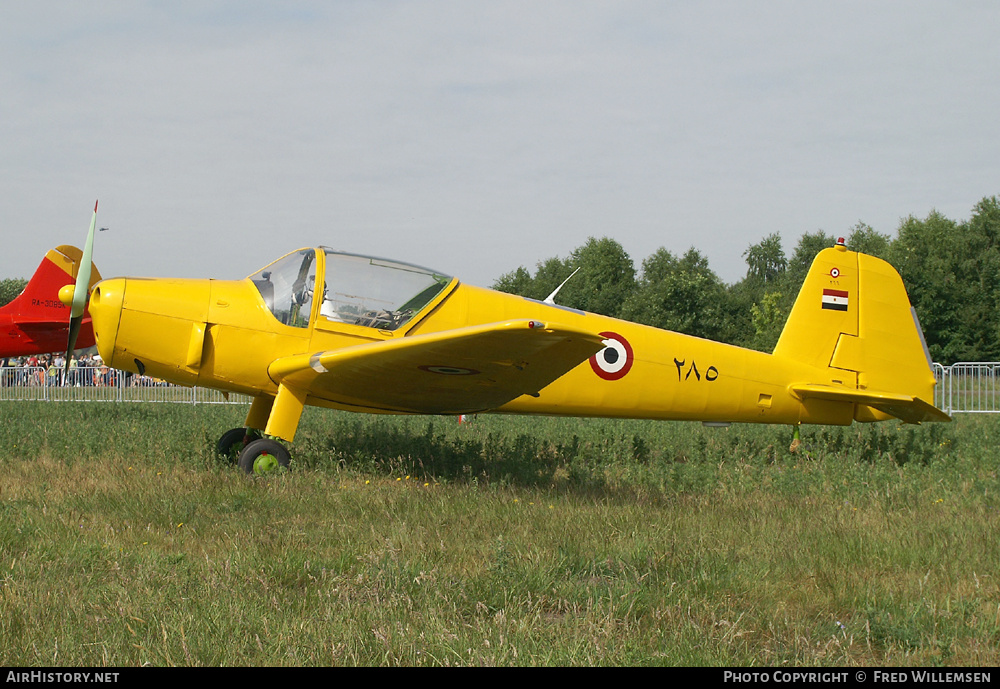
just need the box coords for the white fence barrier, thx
[933,363,947,412]
[2,363,999,414]
[0,366,252,405]
[939,362,1000,414]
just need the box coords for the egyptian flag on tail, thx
[822,288,849,311]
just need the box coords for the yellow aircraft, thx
[58,206,949,473]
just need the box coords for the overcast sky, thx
[2,1,998,288]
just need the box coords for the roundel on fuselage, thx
[589,331,633,381]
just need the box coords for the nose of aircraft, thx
[88,278,125,365]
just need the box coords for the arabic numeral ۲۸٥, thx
[673,358,719,382]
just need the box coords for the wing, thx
[268,319,607,414]
[789,384,951,424]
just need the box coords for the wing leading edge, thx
[268,319,607,414]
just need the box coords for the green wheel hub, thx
[237,438,291,475]
[253,453,280,474]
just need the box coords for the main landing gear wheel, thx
[217,428,261,464]
[238,438,291,475]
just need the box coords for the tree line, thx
[1,196,996,365]
[492,195,1000,365]
[0,278,28,309]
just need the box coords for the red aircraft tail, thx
[0,246,103,358]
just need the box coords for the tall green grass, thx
[0,402,997,665]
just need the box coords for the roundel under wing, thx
[589,331,633,380]
[418,365,480,375]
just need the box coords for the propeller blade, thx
[65,200,98,369]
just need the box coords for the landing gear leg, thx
[216,394,277,467]
[246,395,275,433]
[226,385,305,475]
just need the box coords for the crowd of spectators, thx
[0,353,172,388]
[0,353,118,387]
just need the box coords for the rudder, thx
[774,241,945,423]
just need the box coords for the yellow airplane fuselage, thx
[415,284,851,426]
[88,243,945,446]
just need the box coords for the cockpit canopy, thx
[249,248,453,331]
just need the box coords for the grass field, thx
[0,401,997,666]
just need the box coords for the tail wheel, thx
[238,438,291,475]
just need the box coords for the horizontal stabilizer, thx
[790,384,951,424]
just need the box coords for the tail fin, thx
[0,246,102,356]
[773,241,949,423]
[4,245,103,316]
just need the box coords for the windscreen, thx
[319,250,452,331]
[248,249,318,328]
